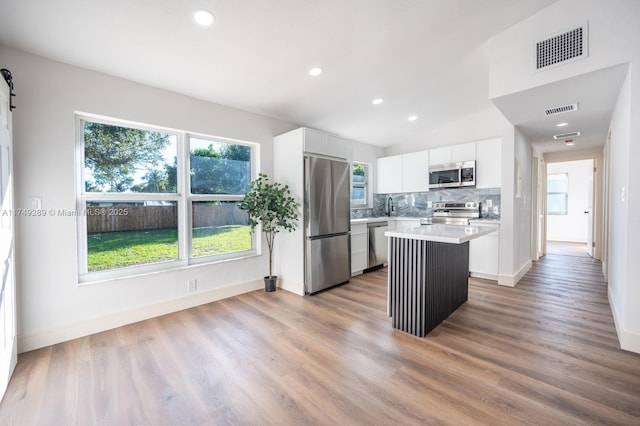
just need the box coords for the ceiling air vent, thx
[536,23,588,70]
[545,103,578,116]
[553,131,581,140]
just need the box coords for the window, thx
[77,115,256,281]
[547,173,568,215]
[351,162,369,207]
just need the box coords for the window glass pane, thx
[86,201,178,271]
[547,173,568,193]
[190,138,251,194]
[351,162,368,206]
[547,194,567,215]
[191,201,251,257]
[351,187,366,205]
[83,121,177,193]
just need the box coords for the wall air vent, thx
[545,103,578,116]
[536,23,588,70]
[553,131,581,140]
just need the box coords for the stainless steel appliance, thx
[429,160,476,190]
[420,201,480,225]
[367,221,388,270]
[304,155,351,294]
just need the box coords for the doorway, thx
[545,159,594,257]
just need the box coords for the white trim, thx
[470,272,498,281]
[278,277,304,296]
[608,287,640,354]
[17,279,263,353]
[498,259,532,287]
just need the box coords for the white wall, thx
[489,0,639,100]
[0,47,298,352]
[547,160,592,242]
[489,0,640,352]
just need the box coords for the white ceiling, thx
[492,63,628,154]
[0,0,581,149]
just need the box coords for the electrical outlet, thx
[188,279,197,292]
[486,199,492,208]
[427,201,433,208]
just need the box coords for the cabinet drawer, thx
[351,223,367,235]
[351,233,368,252]
[351,251,368,273]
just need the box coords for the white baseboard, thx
[470,272,498,281]
[497,259,532,287]
[278,277,304,296]
[608,287,640,354]
[17,279,263,354]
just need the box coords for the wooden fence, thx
[87,204,247,233]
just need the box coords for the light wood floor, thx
[2,252,639,425]
[547,240,591,257]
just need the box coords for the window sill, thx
[78,251,260,286]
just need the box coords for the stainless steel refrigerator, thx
[304,155,351,294]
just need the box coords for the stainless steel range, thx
[420,201,480,226]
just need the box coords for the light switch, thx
[28,196,42,210]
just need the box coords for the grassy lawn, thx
[87,225,251,271]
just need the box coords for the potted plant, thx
[238,173,299,292]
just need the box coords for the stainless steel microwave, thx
[429,160,476,189]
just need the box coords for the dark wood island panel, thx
[388,237,469,337]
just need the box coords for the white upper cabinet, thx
[451,142,476,163]
[428,142,476,165]
[428,146,451,166]
[401,150,429,193]
[327,135,352,161]
[303,128,328,155]
[377,155,403,193]
[475,138,502,189]
[302,128,351,160]
[377,150,429,193]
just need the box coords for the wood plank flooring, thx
[1,251,639,425]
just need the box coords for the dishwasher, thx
[367,221,389,270]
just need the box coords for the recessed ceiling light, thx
[565,139,575,146]
[408,115,418,122]
[309,67,323,77]
[194,10,215,26]
[556,122,569,127]
[372,98,384,105]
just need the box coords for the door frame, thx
[539,150,603,260]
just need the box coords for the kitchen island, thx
[384,224,497,337]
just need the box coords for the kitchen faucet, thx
[386,196,394,217]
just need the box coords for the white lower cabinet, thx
[395,219,420,231]
[351,223,368,275]
[469,224,500,280]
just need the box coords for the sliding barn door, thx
[0,74,17,402]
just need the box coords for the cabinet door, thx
[303,128,328,155]
[396,219,420,231]
[401,150,429,192]
[476,138,502,189]
[428,146,451,165]
[451,142,476,162]
[376,155,403,193]
[327,135,352,160]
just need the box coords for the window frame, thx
[351,161,370,208]
[76,113,258,283]
[547,173,569,216]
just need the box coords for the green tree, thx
[84,122,173,192]
[190,143,250,194]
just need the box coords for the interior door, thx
[0,77,17,402]
[586,166,594,257]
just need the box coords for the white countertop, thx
[385,224,498,244]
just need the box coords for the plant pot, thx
[264,276,277,292]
